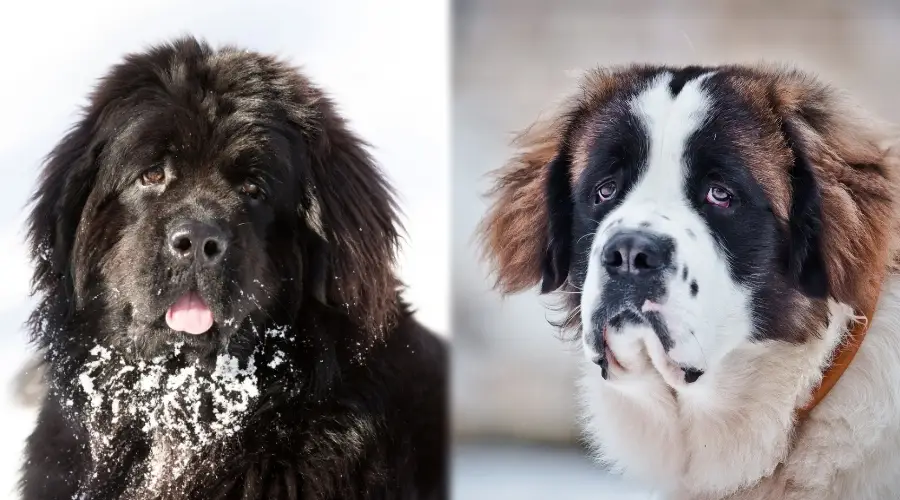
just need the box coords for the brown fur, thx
[479,65,651,296]
[732,65,900,314]
[480,118,559,294]
[480,64,900,332]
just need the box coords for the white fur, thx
[580,277,900,499]
[577,74,900,499]
[581,73,755,378]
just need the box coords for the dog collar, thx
[794,305,877,423]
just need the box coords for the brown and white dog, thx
[480,64,900,499]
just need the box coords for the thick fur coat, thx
[481,64,900,499]
[20,37,447,500]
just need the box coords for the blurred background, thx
[0,1,447,497]
[451,0,900,498]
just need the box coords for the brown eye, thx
[140,167,166,186]
[594,180,617,205]
[241,180,263,199]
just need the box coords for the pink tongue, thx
[165,291,214,335]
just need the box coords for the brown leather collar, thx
[794,304,877,423]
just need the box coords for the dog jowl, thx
[572,70,779,385]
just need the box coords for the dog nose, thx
[602,230,673,276]
[168,220,229,266]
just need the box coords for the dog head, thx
[482,65,898,385]
[28,37,401,363]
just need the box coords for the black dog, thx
[20,37,447,500]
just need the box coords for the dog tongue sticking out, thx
[165,291,214,335]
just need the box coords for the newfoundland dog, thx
[19,36,446,500]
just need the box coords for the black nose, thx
[168,220,229,266]
[602,230,673,276]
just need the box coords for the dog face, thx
[482,65,897,387]
[576,70,813,382]
[29,38,401,364]
[78,89,287,360]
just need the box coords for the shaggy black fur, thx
[19,36,447,500]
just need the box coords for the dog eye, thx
[140,167,166,186]
[594,180,617,205]
[705,185,733,208]
[241,180,264,200]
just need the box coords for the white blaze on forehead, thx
[625,72,713,210]
[580,71,716,358]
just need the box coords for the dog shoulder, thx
[776,275,900,497]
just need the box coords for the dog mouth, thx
[595,300,705,384]
[165,290,215,335]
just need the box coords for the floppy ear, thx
[24,105,107,360]
[541,153,574,293]
[779,119,829,299]
[28,113,104,302]
[479,116,574,295]
[299,92,402,333]
[480,67,639,297]
[770,68,900,312]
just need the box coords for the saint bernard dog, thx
[480,65,900,499]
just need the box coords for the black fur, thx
[780,119,829,299]
[683,368,704,383]
[566,104,653,337]
[556,66,830,347]
[667,65,714,97]
[541,154,574,293]
[20,37,447,500]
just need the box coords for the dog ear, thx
[541,153,574,293]
[28,114,104,302]
[779,119,829,299]
[298,91,402,333]
[480,67,639,297]
[479,117,573,295]
[302,208,331,306]
[770,67,900,311]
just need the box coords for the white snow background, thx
[0,1,448,497]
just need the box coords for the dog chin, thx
[587,309,705,386]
